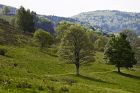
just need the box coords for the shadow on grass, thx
[40,49,58,57]
[77,75,113,84]
[114,71,140,80]
[5,55,13,58]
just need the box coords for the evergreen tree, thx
[15,6,35,33]
[104,33,137,73]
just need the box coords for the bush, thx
[38,85,44,91]
[62,78,76,85]
[46,48,58,57]
[0,48,7,56]
[16,81,32,88]
[13,63,18,67]
[34,29,53,49]
[60,85,69,92]
[15,34,33,46]
[47,85,55,92]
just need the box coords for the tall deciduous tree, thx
[56,21,75,41]
[104,33,137,73]
[59,24,94,75]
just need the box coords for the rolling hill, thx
[0,3,140,93]
[0,45,140,93]
[73,10,140,34]
[0,4,140,35]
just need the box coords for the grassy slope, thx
[0,45,140,93]
[0,14,14,22]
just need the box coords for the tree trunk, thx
[41,43,44,49]
[116,62,121,73]
[117,66,121,73]
[75,63,80,76]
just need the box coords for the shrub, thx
[60,85,69,92]
[16,81,32,88]
[0,48,7,56]
[38,85,44,91]
[62,78,76,85]
[13,63,18,67]
[34,29,53,49]
[47,85,55,92]
[46,48,58,57]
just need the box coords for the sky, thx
[0,0,140,17]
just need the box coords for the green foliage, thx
[135,38,140,65]
[94,36,108,51]
[2,6,10,15]
[121,30,138,50]
[86,30,109,52]
[47,85,55,92]
[0,14,14,22]
[60,85,69,92]
[87,31,98,44]
[0,19,18,45]
[59,24,94,75]
[104,33,137,72]
[34,29,53,49]
[121,30,140,65]
[10,17,16,26]
[15,6,35,33]
[0,48,7,56]
[16,81,32,89]
[56,21,75,41]
[38,85,44,91]
[0,18,32,46]
[0,45,140,93]
[0,4,140,93]
[35,16,55,33]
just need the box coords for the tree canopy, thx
[104,33,137,72]
[2,6,10,15]
[15,6,35,33]
[34,29,52,49]
[59,24,94,75]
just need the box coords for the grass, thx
[0,45,140,93]
[0,14,14,22]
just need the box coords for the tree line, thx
[0,6,140,75]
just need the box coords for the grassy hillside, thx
[0,45,140,93]
[0,14,14,22]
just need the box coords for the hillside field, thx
[0,45,140,93]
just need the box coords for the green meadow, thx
[0,45,140,93]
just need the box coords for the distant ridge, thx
[72,10,140,34]
[0,4,140,35]
[0,4,16,15]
